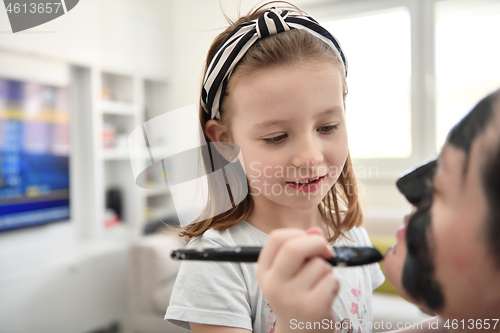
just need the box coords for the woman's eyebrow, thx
[443,143,469,188]
[461,152,472,186]
[253,107,342,129]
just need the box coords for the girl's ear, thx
[204,119,228,143]
[204,119,235,162]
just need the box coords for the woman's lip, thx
[395,211,416,244]
[387,242,398,255]
[404,214,411,226]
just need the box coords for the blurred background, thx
[0,0,499,332]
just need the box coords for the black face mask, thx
[396,159,444,311]
[394,90,497,312]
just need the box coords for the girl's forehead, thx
[230,63,343,101]
[230,58,343,87]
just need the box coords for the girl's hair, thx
[178,1,363,243]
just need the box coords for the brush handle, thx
[171,246,383,267]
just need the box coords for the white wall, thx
[0,2,174,332]
[0,0,172,77]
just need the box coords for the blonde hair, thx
[178,1,363,243]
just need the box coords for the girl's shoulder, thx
[186,220,268,249]
[336,226,373,247]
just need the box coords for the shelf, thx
[101,71,134,104]
[142,187,171,197]
[96,70,171,238]
[102,148,129,160]
[100,100,136,116]
[102,149,175,161]
[147,147,173,161]
[145,206,175,224]
[101,223,131,242]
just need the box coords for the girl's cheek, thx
[327,148,348,175]
[244,164,270,187]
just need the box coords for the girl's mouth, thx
[286,175,326,193]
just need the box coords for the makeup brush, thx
[171,246,383,267]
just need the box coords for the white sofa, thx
[129,232,188,333]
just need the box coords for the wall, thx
[0,0,172,76]
[0,1,174,332]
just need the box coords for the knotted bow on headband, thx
[201,7,348,121]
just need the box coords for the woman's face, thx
[225,59,348,211]
[383,95,500,319]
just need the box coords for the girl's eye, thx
[263,125,338,144]
[319,125,338,132]
[264,134,286,144]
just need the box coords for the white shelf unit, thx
[100,100,136,116]
[90,69,176,240]
[140,79,177,228]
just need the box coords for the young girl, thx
[165,2,385,332]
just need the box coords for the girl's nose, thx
[291,135,324,168]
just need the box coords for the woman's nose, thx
[396,159,437,205]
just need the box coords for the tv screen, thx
[0,78,70,232]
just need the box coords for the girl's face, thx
[226,59,348,211]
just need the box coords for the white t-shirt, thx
[165,221,385,333]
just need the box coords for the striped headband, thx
[201,7,348,121]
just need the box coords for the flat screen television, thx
[0,78,70,232]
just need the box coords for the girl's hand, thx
[256,227,338,333]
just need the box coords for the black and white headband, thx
[201,7,348,121]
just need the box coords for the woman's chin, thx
[382,241,408,296]
[383,242,429,309]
